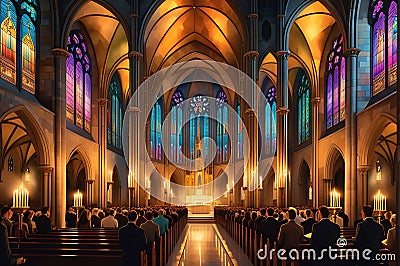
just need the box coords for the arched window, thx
[0,0,38,93]
[370,0,398,95]
[189,95,209,160]
[237,100,244,159]
[265,86,277,155]
[170,90,184,163]
[297,70,311,145]
[66,30,92,133]
[150,101,162,160]
[326,35,346,129]
[7,155,13,171]
[107,73,122,149]
[216,90,228,163]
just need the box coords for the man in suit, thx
[260,208,281,247]
[355,205,385,258]
[140,211,160,266]
[277,208,304,251]
[65,207,77,228]
[136,209,147,227]
[311,205,340,260]
[301,209,316,235]
[153,209,169,235]
[0,217,25,266]
[254,208,267,235]
[0,207,13,237]
[119,210,147,266]
[337,211,349,227]
[35,207,52,234]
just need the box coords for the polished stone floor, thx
[171,223,252,266]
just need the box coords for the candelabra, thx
[373,190,387,223]
[328,188,341,224]
[12,183,30,248]
[73,190,84,228]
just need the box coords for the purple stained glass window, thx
[84,73,91,132]
[172,90,184,106]
[326,35,345,129]
[373,12,386,95]
[66,54,74,122]
[372,0,384,18]
[388,1,397,86]
[66,30,92,132]
[263,83,277,156]
[216,90,228,163]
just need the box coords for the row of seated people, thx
[215,205,396,265]
[0,205,188,266]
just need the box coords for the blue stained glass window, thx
[189,96,210,162]
[264,85,277,156]
[216,90,228,163]
[66,30,92,133]
[149,101,163,160]
[388,1,397,86]
[0,0,17,85]
[108,73,123,149]
[170,90,184,163]
[237,102,243,159]
[297,71,311,145]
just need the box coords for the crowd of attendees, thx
[215,205,397,261]
[0,204,188,266]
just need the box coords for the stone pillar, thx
[38,166,53,207]
[276,51,290,208]
[311,97,320,207]
[323,177,333,205]
[344,48,360,222]
[51,48,69,227]
[128,106,140,207]
[357,166,369,207]
[98,98,108,208]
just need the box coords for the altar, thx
[188,204,211,214]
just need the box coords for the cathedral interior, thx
[0,0,398,227]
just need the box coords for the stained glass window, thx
[0,0,16,85]
[265,86,277,155]
[237,101,244,159]
[297,70,311,145]
[21,13,35,93]
[189,95,210,161]
[107,73,122,149]
[66,30,92,133]
[170,90,184,163]
[388,1,397,86]
[326,35,346,129]
[150,101,162,160]
[216,90,228,163]
[370,0,398,95]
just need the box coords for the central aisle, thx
[174,223,252,266]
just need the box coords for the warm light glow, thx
[259,176,263,190]
[329,188,341,208]
[74,189,83,207]
[373,189,386,211]
[128,172,134,188]
[13,183,29,208]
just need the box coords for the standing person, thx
[0,217,25,265]
[381,211,392,235]
[101,209,118,228]
[119,211,147,266]
[277,208,304,250]
[254,209,267,235]
[140,212,160,266]
[153,209,169,235]
[136,209,147,227]
[310,206,340,263]
[355,205,385,261]
[35,207,52,234]
[260,208,281,247]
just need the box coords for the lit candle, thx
[259,176,263,189]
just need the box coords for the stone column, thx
[98,98,108,208]
[38,166,53,207]
[128,106,140,207]
[311,97,320,207]
[323,177,333,205]
[357,166,369,206]
[344,48,360,222]
[51,48,69,227]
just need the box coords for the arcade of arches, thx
[0,0,399,227]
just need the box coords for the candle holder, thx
[73,206,85,228]
[373,189,386,224]
[12,207,30,248]
[327,207,342,224]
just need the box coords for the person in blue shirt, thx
[153,209,169,235]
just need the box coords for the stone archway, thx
[66,150,89,208]
[111,165,121,207]
[0,107,50,207]
[298,160,311,207]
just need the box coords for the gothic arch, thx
[325,144,345,178]
[0,105,50,167]
[359,112,396,167]
[67,145,92,181]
